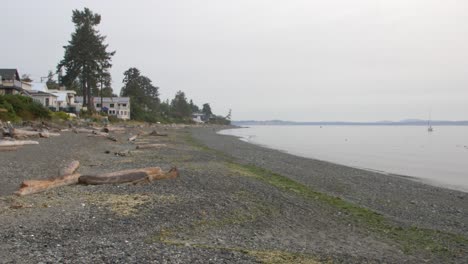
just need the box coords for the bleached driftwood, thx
[0,140,39,147]
[107,126,126,132]
[136,143,167,149]
[128,135,138,141]
[73,128,97,134]
[15,160,81,196]
[78,167,178,185]
[11,128,60,138]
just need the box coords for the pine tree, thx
[170,91,192,119]
[58,7,115,110]
[121,67,160,121]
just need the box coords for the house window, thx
[110,103,114,108]
[96,103,101,107]
[122,104,127,107]
[45,98,50,106]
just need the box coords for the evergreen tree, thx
[58,7,115,110]
[45,70,60,90]
[189,99,199,113]
[121,67,160,121]
[170,91,191,119]
[21,74,33,83]
[202,103,212,117]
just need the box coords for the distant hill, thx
[232,119,468,126]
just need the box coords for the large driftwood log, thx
[15,164,178,195]
[136,143,167,149]
[87,131,117,142]
[0,140,39,147]
[15,174,81,196]
[105,126,126,132]
[15,160,81,196]
[11,128,60,138]
[73,128,97,134]
[78,167,178,185]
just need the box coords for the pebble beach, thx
[0,125,466,263]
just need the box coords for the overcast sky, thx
[2,0,468,121]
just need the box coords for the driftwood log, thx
[87,131,117,142]
[73,128,97,134]
[136,144,167,149]
[11,128,60,139]
[128,135,138,141]
[148,130,168,136]
[78,167,179,185]
[15,164,178,195]
[15,160,81,196]
[0,140,39,147]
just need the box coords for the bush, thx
[0,94,51,121]
[51,111,72,121]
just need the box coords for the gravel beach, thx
[0,125,467,263]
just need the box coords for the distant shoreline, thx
[233,120,468,126]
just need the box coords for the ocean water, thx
[219,125,468,192]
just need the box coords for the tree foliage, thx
[21,74,33,83]
[57,7,115,110]
[202,103,212,117]
[120,67,160,122]
[170,91,192,119]
[46,70,60,90]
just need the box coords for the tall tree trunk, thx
[82,73,87,107]
[86,79,94,111]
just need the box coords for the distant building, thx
[192,112,205,123]
[49,89,77,111]
[29,90,58,109]
[75,96,131,120]
[28,82,77,111]
[0,69,28,95]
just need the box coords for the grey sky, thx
[2,0,467,121]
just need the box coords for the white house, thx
[48,89,77,110]
[28,82,77,111]
[192,112,205,123]
[29,90,58,109]
[75,96,131,120]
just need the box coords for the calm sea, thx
[219,125,468,192]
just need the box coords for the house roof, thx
[49,90,74,102]
[0,69,20,81]
[29,90,58,97]
[30,82,49,92]
[75,96,130,104]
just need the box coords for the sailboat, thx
[427,122,433,132]
[427,110,434,132]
